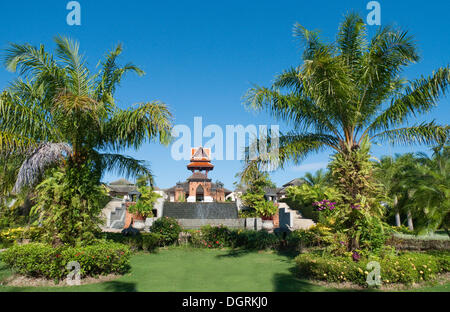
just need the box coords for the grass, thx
[0,247,448,292]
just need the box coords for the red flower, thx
[216,241,219,244]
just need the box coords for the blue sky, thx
[0,0,449,189]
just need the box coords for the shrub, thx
[187,226,282,250]
[31,165,110,247]
[190,225,231,248]
[0,226,45,246]
[235,230,280,250]
[295,250,450,286]
[358,217,390,253]
[127,186,160,218]
[150,217,182,246]
[282,184,341,222]
[97,232,162,252]
[392,225,415,235]
[1,241,131,281]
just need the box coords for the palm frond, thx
[103,101,173,151]
[12,142,72,194]
[367,66,450,134]
[372,122,449,146]
[98,153,153,186]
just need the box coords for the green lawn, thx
[0,248,448,292]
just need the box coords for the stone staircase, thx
[278,202,315,230]
[101,198,126,230]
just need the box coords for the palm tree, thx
[412,146,450,235]
[303,169,329,187]
[376,153,422,230]
[0,36,172,194]
[243,12,449,202]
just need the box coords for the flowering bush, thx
[295,250,450,286]
[283,184,341,222]
[313,200,336,211]
[150,217,182,246]
[188,226,282,250]
[190,225,231,248]
[1,241,131,281]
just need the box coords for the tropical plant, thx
[282,183,340,222]
[0,37,173,245]
[302,168,329,187]
[1,36,172,194]
[243,12,449,195]
[237,165,278,218]
[242,12,449,249]
[31,165,110,246]
[410,146,449,235]
[375,153,421,230]
[127,186,161,218]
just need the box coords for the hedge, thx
[295,250,450,286]
[97,232,162,252]
[386,235,450,251]
[188,225,281,250]
[1,241,131,281]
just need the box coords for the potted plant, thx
[127,185,161,229]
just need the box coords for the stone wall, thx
[176,218,262,230]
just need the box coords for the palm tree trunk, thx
[407,210,414,231]
[395,211,401,227]
[393,196,401,227]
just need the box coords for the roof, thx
[187,161,214,170]
[191,147,211,160]
[164,180,232,195]
[282,178,306,188]
[187,172,211,182]
[106,184,136,194]
[109,178,134,186]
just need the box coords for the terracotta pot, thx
[132,213,145,221]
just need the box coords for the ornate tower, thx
[186,147,214,202]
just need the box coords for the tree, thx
[375,153,422,229]
[303,169,329,187]
[0,37,173,245]
[236,164,277,218]
[412,146,450,235]
[1,37,172,194]
[243,12,449,187]
[242,12,449,249]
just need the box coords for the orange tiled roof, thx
[187,162,214,168]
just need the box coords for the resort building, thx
[163,147,232,202]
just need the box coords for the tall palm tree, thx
[243,13,449,181]
[0,36,172,194]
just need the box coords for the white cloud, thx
[291,162,328,173]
